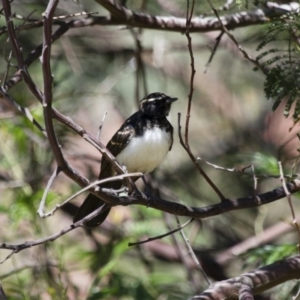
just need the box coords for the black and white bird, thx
[73,92,178,227]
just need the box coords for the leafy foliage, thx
[242,244,297,267]
[255,12,300,121]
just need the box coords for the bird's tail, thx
[73,193,111,228]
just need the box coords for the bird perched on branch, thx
[73,92,178,227]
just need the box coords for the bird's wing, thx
[74,121,136,226]
[99,123,135,179]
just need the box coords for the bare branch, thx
[197,156,298,179]
[178,113,226,201]
[3,2,299,93]
[38,172,142,218]
[130,29,148,106]
[207,0,266,74]
[164,213,200,290]
[1,2,299,36]
[92,179,300,221]
[97,111,108,140]
[184,0,195,146]
[128,218,194,246]
[37,167,61,217]
[3,22,70,92]
[0,200,115,264]
[176,215,211,286]
[179,4,226,203]
[94,0,299,33]
[41,0,65,174]
[278,161,300,251]
[204,31,224,73]
[2,0,44,100]
[0,87,46,134]
[192,255,300,299]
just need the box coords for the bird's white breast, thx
[116,127,171,173]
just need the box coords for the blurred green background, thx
[0,0,299,299]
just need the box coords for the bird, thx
[73,92,178,227]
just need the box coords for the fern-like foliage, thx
[255,11,300,122]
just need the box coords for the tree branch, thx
[94,0,299,33]
[192,255,300,299]
[92,179,300,220]
[1,2,298,39]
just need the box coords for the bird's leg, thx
[141,176,151,192]
[141,176,155,207]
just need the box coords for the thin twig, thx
[42,0,64,168]
[39,172,142,218]
[176,215,211,286]
[251,164,262,209]
[128,218,194,246]
[251,164,258,193]
[178,113,226,201]
[2,0,25,65]
[278,161,300,252]
[97,111,108,140]
[0,87,46,134]
[291,148,300,178]
[37,167,61,217]
[181,0,225,202]
[2,0,44,101]
[184,0,195,146]
[2,47,13,86]
[0,201,114,264]
[204,31,224,73]
[130,28,148,106]
[164,213,200,291]
[207,0,266,75]
[3,23,70,92]
[197,156,298,179]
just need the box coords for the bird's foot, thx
[141,176,152,196]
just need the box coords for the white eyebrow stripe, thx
[142,97,164,103]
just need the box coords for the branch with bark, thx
[192,255,300,299]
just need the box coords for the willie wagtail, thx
[73,92,178,227]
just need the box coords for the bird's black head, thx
[140,93,178,118]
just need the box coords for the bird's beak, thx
[167,97,178,104]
